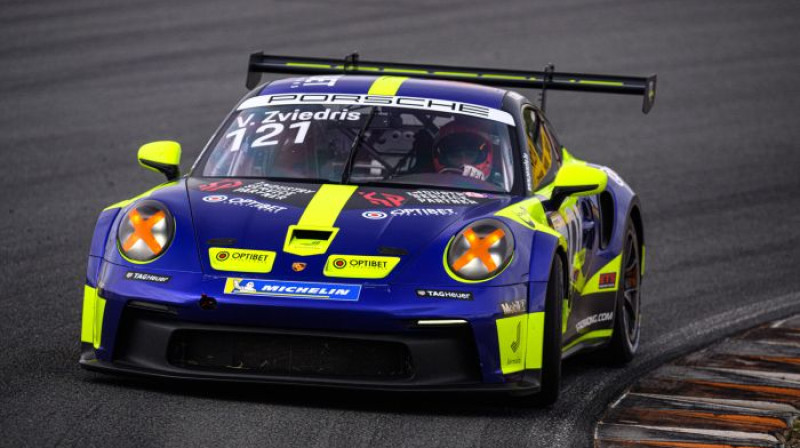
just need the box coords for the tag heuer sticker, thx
[415,289,473,301]
[125,271,171,283]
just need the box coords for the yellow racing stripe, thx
[298,184,357,228]
[367,76,408,96]
[284,184,357,256]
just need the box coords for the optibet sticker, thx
[361,209,455,219]
[203,195,286,214]
[203,195,228,203]
[209,248,275,273]
[324,255,400,279]
[362,211,388,220]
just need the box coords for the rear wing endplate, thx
[246,52,657,114]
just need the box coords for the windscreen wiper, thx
[260,176,332,185]
[341,107,377,184]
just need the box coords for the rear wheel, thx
[531,255,565,406]
[605,221,641,363]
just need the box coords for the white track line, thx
[702,366,800,385]
[627,392,799,413]
[606,423,779,443]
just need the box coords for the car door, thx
[523,106,600,341]
[521,107,578,262]
[545,115,609,347]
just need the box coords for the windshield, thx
[199,102,516,193]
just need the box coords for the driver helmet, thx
[432,121,494,181]
[269,130,316,176]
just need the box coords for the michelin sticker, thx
[225,278,361,301]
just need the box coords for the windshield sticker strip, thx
[367,76,408,96]
[239,94,515,126]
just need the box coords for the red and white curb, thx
[595,315,800,447]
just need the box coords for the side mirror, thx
[546,164,608,211]
[138,141,181,181]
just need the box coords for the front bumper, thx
[80,307,538,393]
[80,259,547,393]
[81,361,537,394]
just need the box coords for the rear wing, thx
[246,52,657,114]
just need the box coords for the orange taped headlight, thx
[117,200,174,262]
[447,219,514,281]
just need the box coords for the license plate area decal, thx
[224,278,361,301]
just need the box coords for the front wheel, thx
[531,255,565,406]
[604,221,642,363]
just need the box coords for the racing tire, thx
[532,255,565,406]
[604,220,642,364]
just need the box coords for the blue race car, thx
[80,53,655,404]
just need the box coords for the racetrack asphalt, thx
[1,0,800,446]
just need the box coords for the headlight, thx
[117,200,174,262]
[446,218,514,281]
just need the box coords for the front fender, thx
[102,179,202,273]
[86,208,119,287]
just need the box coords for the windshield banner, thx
[239,94,515,126]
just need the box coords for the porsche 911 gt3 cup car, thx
[80,53,655,404]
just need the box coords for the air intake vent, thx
[291,229,333,241]
[168,330,415,380]
[283,225,339,256]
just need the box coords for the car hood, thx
[186,178,516,282]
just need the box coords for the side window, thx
[541,117,563,165]
[522,107,553,190]
[540,119,562,178]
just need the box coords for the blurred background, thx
[1,0,799,446]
